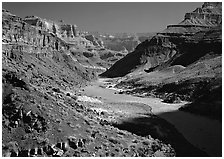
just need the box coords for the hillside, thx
[2,9,180,157]
[2,3,221,157]
[100,2,221,77]
[22,13,128,72]
[100,2,222,120]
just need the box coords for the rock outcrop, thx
[24,16,79,37]
[23,15,94,47]
[2,9,128,74]
[100,2,222,121]
[160,2,222,36]
[2,8,97,88]
[2,9,180,157]
[100,2,222,78]
[2,10,70,56]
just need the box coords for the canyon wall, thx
[23,15,94,47]
[100,2,222,78]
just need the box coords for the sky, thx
[3,2,203,33]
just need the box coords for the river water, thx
[83,78,222,156]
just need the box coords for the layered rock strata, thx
[100,2,222,77]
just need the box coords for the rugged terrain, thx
[101,2,222,77]
[100,2,222,121]
[2,2,221,157]
[1,9,193,157]
[22,13,129,72]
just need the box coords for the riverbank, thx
[82,78,222,156]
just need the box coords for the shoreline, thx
[82,78,222,156]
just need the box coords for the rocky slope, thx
[2,9,180,157]
[2,9,96,84]
[100,2,222,120]
[22,13,127,72]
[100,2,221,77]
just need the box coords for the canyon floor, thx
[82,78,222,157]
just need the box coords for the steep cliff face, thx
[2,8,99,91]
[24,16,78,37]
[23,15,94,47]
[2,9,71,55]
[100,2,222,78]
[160,2,221,36]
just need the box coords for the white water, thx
[83,78,222,157]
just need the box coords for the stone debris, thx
[77,95,103,103]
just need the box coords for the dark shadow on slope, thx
[157,110,222,157]
[99,49,143,78]
[112,113,209,157]
[179,85,222,122]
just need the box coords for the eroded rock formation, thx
[160,2,222,36]
[100,2,222,122]
[2,9,71,56]
[100,2,222,77]
[2,8,181,157]
[23,15,94,47]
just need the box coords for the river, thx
[82,78,222,156]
